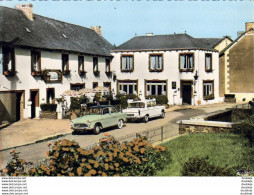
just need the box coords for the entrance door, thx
[30,90,39,118]
[16,92,22,121]
[182,82,192,105]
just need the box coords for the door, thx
[182,83,192,105]
[30,90,39,118]
[16,92,22,121]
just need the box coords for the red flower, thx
[10,149,15,153]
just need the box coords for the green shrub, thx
[182,156,236,176]
[115,93,140,109]
[70,95,89,111]
[2,135,171,176]
[40,103,57,112]
[233,114,254,146]
[146,95,168,105]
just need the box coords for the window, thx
[110,107,117,113]
[3,46,15,75]
[180,53,194,71]
[105,58,111,72]
[121,55,134,72]
[205,53,212,72]
[62,54,69,75]
[203,81,214,100]
[93,82,98,89]
[46,88,55,104]
[71,83,85,91]
[103,82,111,95]
[103,108,110,115]
[93,57,99,72]
[78,56,85,74]
[31,51,41,74]
[146,81,167,96]
[149,54,163,71]
[118,81,137,95]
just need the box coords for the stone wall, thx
[179,123,232,134]
[39,111,57,119]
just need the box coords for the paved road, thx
[0,104,234,169]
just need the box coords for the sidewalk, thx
[0,119,71,151]
[0,102,236,151]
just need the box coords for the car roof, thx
[90,105,115,108]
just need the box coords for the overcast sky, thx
[1,1,253,46]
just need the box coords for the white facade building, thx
[110,34,221,106]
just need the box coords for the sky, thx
[1,0,253,46]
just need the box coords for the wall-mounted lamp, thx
[194,70,199,81]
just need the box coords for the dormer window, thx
[2,46,15,76]
[31,51,42,76]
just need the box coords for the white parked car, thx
[122,99,166,123]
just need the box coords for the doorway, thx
[181,81,193,105]
[30,89,39,118]
[16,92,23,121]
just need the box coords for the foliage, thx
[3,150,32,176]
[156,133,254,176]
[93,92,102,103]
[182,156,236,176]
[115,93,140,109]
[70,95,89,111]
[233,110,254,145]
[3,135,170,176]
[40,103,57,112]
[145,95,168,105]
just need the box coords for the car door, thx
[147,101,155,117]
[101,108,111,128]
[109,107,120,126]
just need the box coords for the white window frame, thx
[119,81,137,95]
[146,81,167,96]
[150,54,163,71]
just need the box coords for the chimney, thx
[237,31,245,37]
[16,4,33,21]
[146,33,153,36]
[245,22,254,33]
[91,26,102,36]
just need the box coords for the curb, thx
[0,132,72,152]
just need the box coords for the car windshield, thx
[129,102,145,108]
[86,107,102,115]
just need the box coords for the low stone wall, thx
[178,120,235,134]
[39,111,57,119]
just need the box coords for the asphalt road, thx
[0,103,234,169]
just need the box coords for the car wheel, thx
[93,124,101,135]
[143,115,149,123]
[117,119,124,129]
[161,111,165,118]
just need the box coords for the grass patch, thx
[156,133,254,176]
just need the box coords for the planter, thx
[40,111,57,119]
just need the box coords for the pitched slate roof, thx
[0,6,113,56]
[197,36,233,49]
[114,34,216,52]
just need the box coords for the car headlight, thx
[87,120,91,128]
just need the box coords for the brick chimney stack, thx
[245,22,254,33]
[91,26,102,36]
[16,4,33,21]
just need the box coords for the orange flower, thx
[10,149,15,153]
[85,172,91,176]
[75,155,79,159]
[86,164,92,170]
[88,169,97,175]
[133,145,139,152]
[114,163,119,168]
[102,172,107,176]
[136,158,141,165]
[101,138,107,142]
[47,142,51,147]
[110,165,114,170]
[69,172,75,176]
[104,133,109,137]
[4,168,8,173]
[77,167,82,176]
[81,163,86,167]
[104,163,109,170]
[114,174,120,176]
[62,147,69,152]
[30,168,36,174]
[94,161,99,168]
[140,148,146,154]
